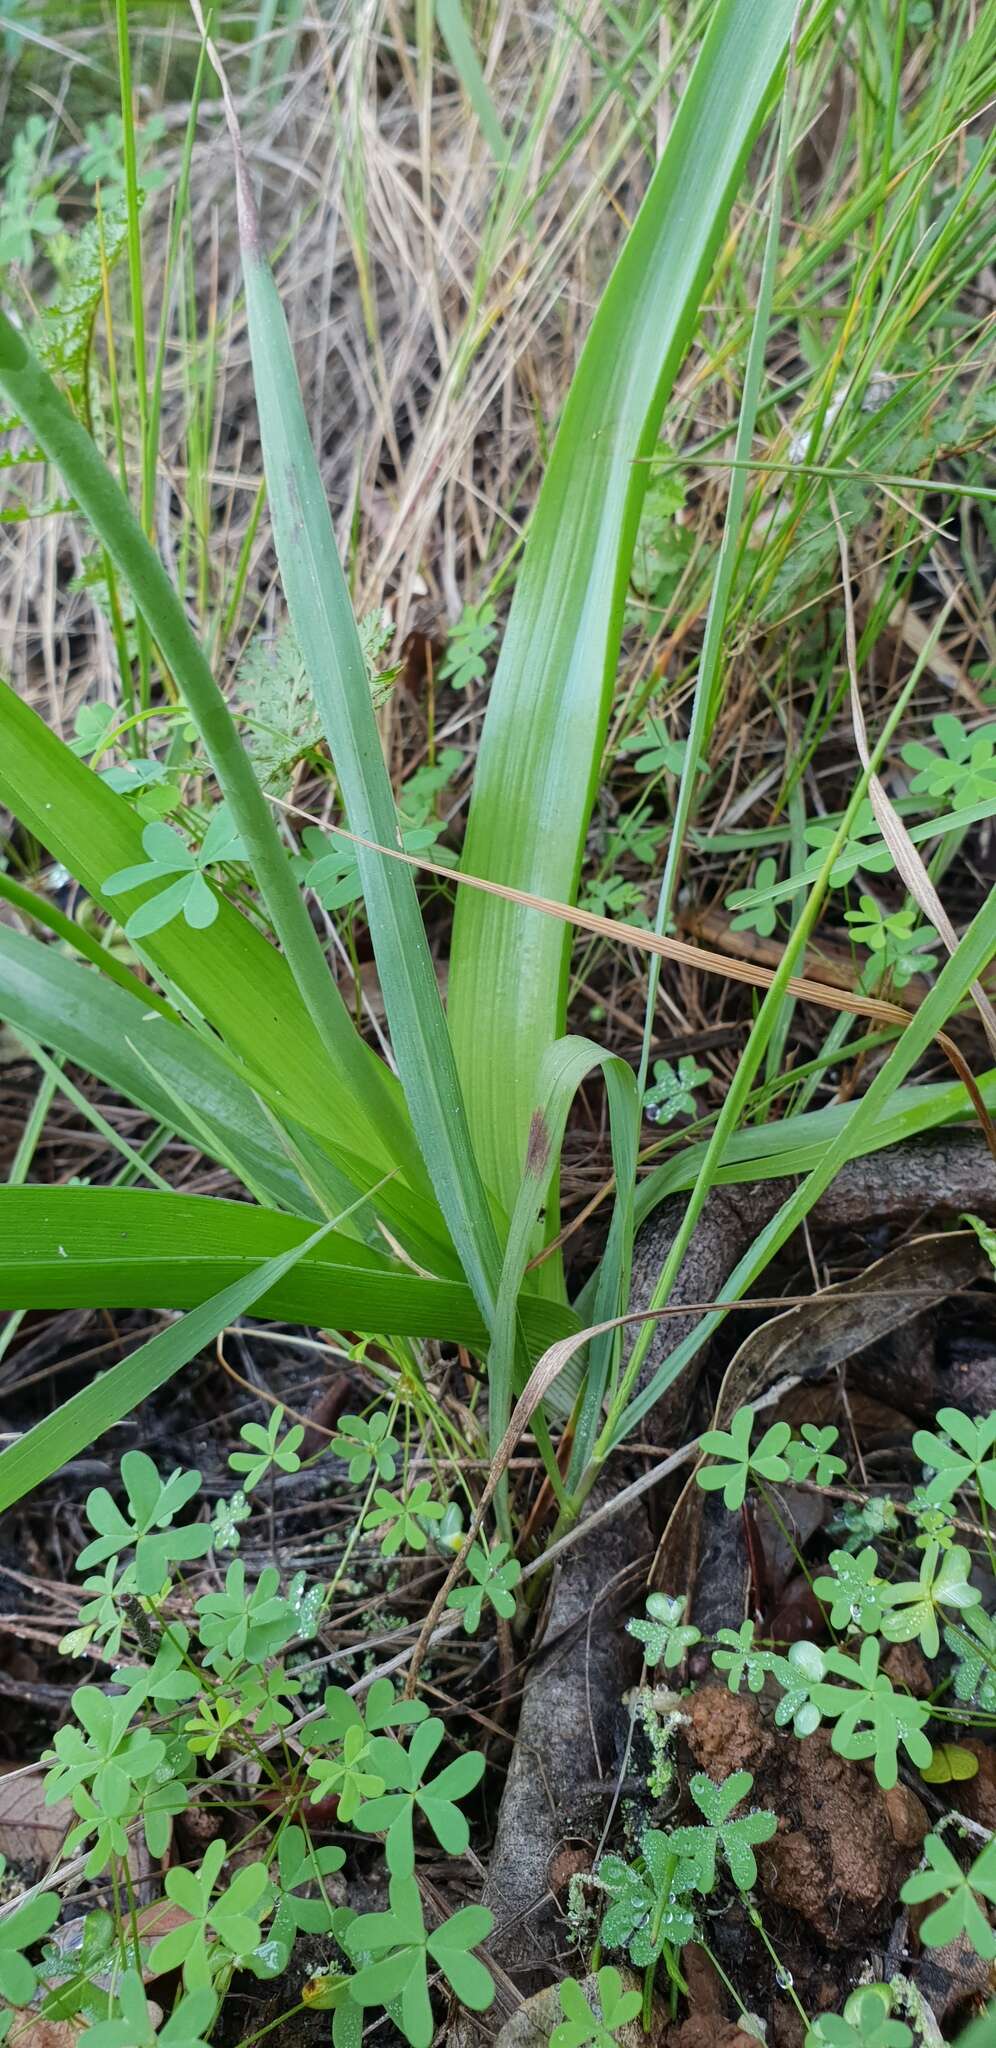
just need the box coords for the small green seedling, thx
[696,1408,791,1510]
[551,1968,643,2048]
[626,1592,701,1669]
[900,1832,996,1959]
[446,1540,522,1632]
[229,1406,305,1490]
[104,809,245,937]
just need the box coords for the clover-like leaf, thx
[212,1488,252,1550]
[195,1561,298,1669]
[358,1717,485,1876]
[330,1411,399,1484]
[103,806,244,938]
[812,1636,933,1790]
[550,1968,643,2048]
[309,1679,428,1746]
[626,1591,701,1670]
[362,1483,446,1557]
[813,1546,885,1632]
[345,1875,494,2048]
[307,1722,386,1825]
[642,1056,711,1125]
[805,1987,912,2048]
[725,856,779,938]
[669,1771,777,1892]
[880,1541,979,1658]
[711,1618,774,1695]
[913,1407,996,1510]
[77,1450,208,1595]
[901,714,996,808]
[446,1541,522,1633]
[229,1406,304,1491]
[901,1832,996,1960]
[785,1425,846,1488]
[149,1839,271,1989]
[697,1406,791,1510]
[43,1684,164,1821]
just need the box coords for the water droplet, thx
[775,1967,794,1991]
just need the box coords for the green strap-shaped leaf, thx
[0,1187,578,1360]
[0,675,415,1191]
[447,0,798,1222]
[0,923,312,1217]
[233,149,505,1333]
[0,924,460,1274]
[0,315,427,1206]
[0,1215,339,1510]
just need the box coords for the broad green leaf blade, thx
[0,1188,577,1361]
[629,1070,996,1229]
[0,676,416,1193]
[0,866,173,1012]
[0,924,313,1216]
[232,150,505,1330]
[0,1215,337,1511]
[448,0,798,1221]
[0,312,426,1202]
[0,925,461,1274]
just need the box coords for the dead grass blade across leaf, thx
[831,490,996,1067]
[273,796,996,1159]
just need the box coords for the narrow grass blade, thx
[201,31,506,1330]
[0,1215,336,1511]
[448,0,798,1222]
[637,17,798,1105]
[0,1189,577,1360]
[607,886,996,1447]
[435,0,507,161]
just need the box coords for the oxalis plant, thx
[0,1435,495,2048]
[602,1401,996,2042]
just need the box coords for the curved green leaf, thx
[0,308,429,1205]
[0,677,411,1184]
[236,164,505,1334]
[0,925,460,1273]
[0,923,312,1216]
[0,1188,577,1359]
[448,0,798,1221]
[0,1214,338,1510]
